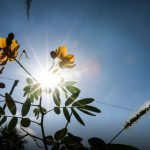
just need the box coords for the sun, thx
[35,69,61,90]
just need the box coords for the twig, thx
[20,126,43,141]
[0,96,39,107]
[65,110,73,129]
[1,114,40,125]
[14,58,37,82]
[108,128,124,144]
[39,96,48,150]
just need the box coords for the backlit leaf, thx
[8,117,18,132]
[0,116,7,126]
[61,133,82,145]
[54,128,67,141]
[26,78,33,84]
[72,108,85,126]
[0,106,5,115]
[21,98,31,117]
[45,135,54,145]
[5,93,16,115]
[54,107,61,114]
[65,94,79,106]
[79,105,101,113]
[77,108,96,116]
[53,88,61,106]
[73,98,94,106]
[63,107,70,122]
[65,85,80,95]
[21,118,31,127]
[61,87,68,98]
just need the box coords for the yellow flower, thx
[0,37,19,65]
[55,45,67,60]
[55,45,75,69]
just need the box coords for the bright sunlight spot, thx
[35,69,61,90]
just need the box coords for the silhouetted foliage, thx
[0,33,142,150]
[0,126,27,150]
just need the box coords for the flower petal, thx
[55,45,67,60]
[0,38,6,49]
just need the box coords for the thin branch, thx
[20,131,43,148]
[48,59,55,72]
[65,110,73,129]
[46,106,76,114]
[0,96,39,107]
[1,114,40,125]
[39,96,48,150]
[108,128,124,144]
[14,58,37,82]
[0,94,4,98]
[20,126,43,141]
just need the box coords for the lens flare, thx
[35,69,60,90]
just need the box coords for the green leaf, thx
[65,94,79,106]
[88,138,105,149]
[26,78,33,84]
[63,107,70,122]
[79,105,101,113]
[0,106,5,115]
[8,117,18,133]
[61,133,82,145]
[73,98,94,106]
[54,107,61,114]
[61,87,68,98]
[33,108,39,119]
[21,118,31,127]
[0,116,7,126]
[53,88,61,106]
[65,85,80,95]
[5,93,16,115]
[72,108,85,126]
[23,85,30,92]
[77,108,96,116]
[33,92,39,100]
[54,128,67,141]
[29,94,34,102]
[40,107,47,114]
[23,91,28,97]
[63,81,77,86]
[45,135,54,145]
[21,98,31,117]
[52,143,60,150]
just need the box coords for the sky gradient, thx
[0,0,150,149]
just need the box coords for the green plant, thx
[0,33,101,149]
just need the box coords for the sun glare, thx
[35,69,61,90]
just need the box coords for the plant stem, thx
[1,114,40,125]
[14,58,37,82]
[65,110,73,129]
[48,59,54,72]
[39,96,48,150]
[108,128,125,144]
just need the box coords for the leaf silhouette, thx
[63,107,70,122]
[8,117,18,133]
[21,118,31,127]
[72,98,94,106]
[21,98,31,117]
[5,93,16,115]
[72,108,85,126]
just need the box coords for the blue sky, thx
[0,0,150,149]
